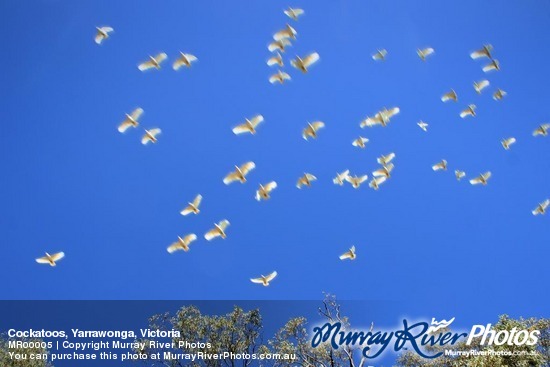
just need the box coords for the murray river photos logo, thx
[311,317,541,360]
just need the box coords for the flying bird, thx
[180,194,202,216]
[345,175,369,189]
[533,124,550,137]
[250,271,278,286]
[339,246,356,260]
[297,173,317,188]
[470,171,492,185]
[379,107,400,123]
[256,181,277,201]
[223,162,256,184]
[268,39,292,53]
[269,70,291,84]
[267,53,284,67]
[532,199,550,216]
[417,47,434,61]
[361,107,400,127]
[118,107,143,133]
[493,89,507,101]
[291,52,320,73]
[441,89,458,102]
[432,160,448,171]
[460,104,477,118]
[173,52,198,70]
[372,49,387,61]
[417,121,428,132]
[36,252,65,267]
[455,170,466,181]
[482,59,500,72]
[284,7,304,20]
[167,234,197,253]
[470,44,493,59]
[94,26,114,45]
[360,115,382,128]
[373,163,394,178]
[377,152,396,166]
[369,176,387,190]
[138,53,168,71]
[232,115,264,135]
[352,137,369,148]
[501,137,516,150]
[141,128,161,145]
[333,170,350,185]
[302,121,325,140]
[474,80,490,94]
[274,24,297,41]
[204,220,230,241]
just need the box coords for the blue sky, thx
[1,0,549,319]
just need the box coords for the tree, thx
[138,305,264,367]
[0,336,53,367]
[395,315,550,367]
[260,294,374,367]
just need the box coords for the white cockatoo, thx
[284,7,304,20]
[255,181,278,201]
[297,173,317,188]
[173,52,198,70]
[493,89,507,101]
[473,80,490,94]
[339,246,356,260]
[501,137,516,150]
[232,115,264,135]
[269,70,291,84]
[417,47,434,61]
[417,121,428,132]
[223,162,256,184]
[373,163,394,178]
[372,49,387,61]
[36,252,65,266]
[138,53,168,71]
[432,160,448,171]
[469,172,492,185]
[482,59,500,72]
[94,26,114,45]
[302,121,325,140]
[532,199,550,216]
[441,89,458,102]
[167,234,197,253]
[470,44,493,59]
[250,271,278,286]
[377,152,396,166]
[204,220,230,241]
[141,128,161,145]
[369,176,387,190]
[333,170,350,185]
[180,194,202,216]
[291,52,320,73]
[352,137,369,148]
[118,107,143,133]
[273,24,297,41]
[460,104,477,118]
[267,53,284,67]
[268,39,292,53]
[533,124,550,137]
[345,175,369,189]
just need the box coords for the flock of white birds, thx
[35,9,549,289]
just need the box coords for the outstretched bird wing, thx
[302,52,320,68]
